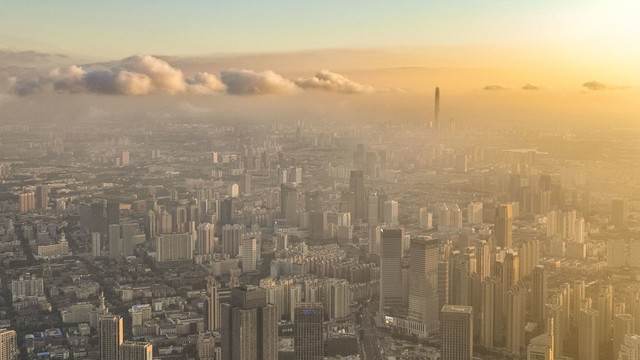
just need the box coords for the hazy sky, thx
[2,0,639,59]
[1,1,639,127]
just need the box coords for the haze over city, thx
[0,1,639,360]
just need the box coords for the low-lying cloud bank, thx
[6,55,374,97]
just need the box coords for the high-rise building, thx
[441,305,473,360]
[0,329,17,360]
[612,198,629,230]
[506,283,527,354]
[108,224,121,258]
[380,228,404,310]
[419,207,433,229]
[618,334,640,360]
[467,202,483,224]
[120,222,137,257]
[144,210,156,240]
[106,201,120,226]
[532,265,548,326]
[92,232,101,257]
[495,204,513,248]
[408,237,440,336]
[383,200,399,226]
[368,194,379,226]
[119,341,152,360]
[173,205,188,233]
[614,314,635,359]
[35,185,48,209]
[221,286,277,360]
[433,87,441,132]
[155,233,193,263]
[349,170,365,220]
[197,223,215,254]
[220,197,236,226]
[579,308,599,360]
[206,277,220,331]
[294,303,324,360]
[597,285,613,342]
[221,224,244,258]
[281,184,298,226]
[99,315,123,360]
[241,237,257,273]
[526,318,554,360]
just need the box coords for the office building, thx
[99,315,123,360]
[368,194,379,226]
[349,170,366,220]
[612,198,629,230]
[441,305,473,360]
[380,228,404,309]
[119,341,152,360]
[408,237,440,336]
[281,184,298,226]
[221,286,277,360]
[495,203,513,248]
[35,185,48,209]
[108,224,121,258]
[92,232,101,257]
[220,197,236,226]
[0,329,17,360]
[206,277,220,331]
[294,303,324,360]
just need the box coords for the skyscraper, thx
[0,329,17,360]
[99,315,123,360]
[221,286,277,360]
[495,203,513,248]
[433,87,440,131]
[612,198,629,230]
[349,170,365,221]
[241,237,257,273]
[408,237,440,336]
[281,184,298,226]
[35,185,48,209]
[197,222,215,254]
[618,334,640,360]
[206,277,220,331]
[294,303,324,360]
[579,308,599,360]
[614,314,635,359]
[383,200,399,226]
[441,305,473,360]
[119,341,152,360]
[532,265,548,326]
[380,228,404,310]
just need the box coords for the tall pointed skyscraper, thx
[434,86,440,131]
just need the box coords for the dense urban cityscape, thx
[2,1,640,360]
[0,84,638,359]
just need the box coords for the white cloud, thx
[220,69,298,95]
[295,70,374,94]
